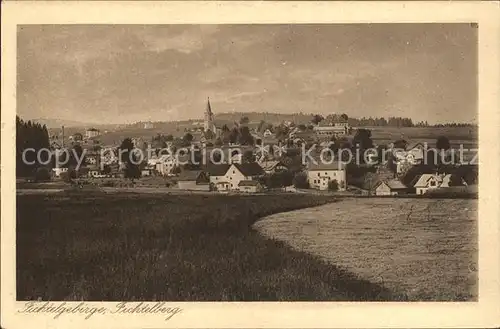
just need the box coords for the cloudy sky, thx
[17,24,477,124]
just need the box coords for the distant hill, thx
[29,118,120,130]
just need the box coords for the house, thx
[313,125,348,139]
[405,142,425,165]
[238,180,264,193]
[207,162,264,191]
[263,129,273,137]
[207,164,231,191]
[141,168,153,177]
[374,179,409,196]
[52,167,68,178]
[307,162,347,191]
[72,133,84,142]
[85,128,100,139]
[228,163,265,189]
[412,174,443,195]
[177,170,210,191]
[154,154,178,176]
[257,160,288,174]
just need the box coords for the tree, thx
[16,116,51,177]
[328,179,339,192]
[239,116,250,125]
[214,137,223,147]
[204,129,215,140]
[293,172,309,189]
[377,144,387,164]
[257,120,266,133]
[34,167,51,182]
[238,126,254,145]
[274,125,290,142]
[242,150,255,163]
[393,139,408,150]
[353,128,374,150]
[311,114,324,125]
[119,138,141,179]
[183,133,194,143]
[436,136,450,151]
[340,113,349,122]
[449,174,465,186]
[229,128,239,144]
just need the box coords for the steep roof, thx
[177,170,204,181]
[233,162,265,176]
[238,180,261,187]
[258,160,281,171]
[386,179,408,190]
[206,164,231,176]
[412,174,442,188]
[406,142,425,151]
[307,161,346,171]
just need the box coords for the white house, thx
[395,142,426,174]
[263,129,273,137]
[154,155,178,176]
[307,162,347,191]
[52,167,68,178]
[412,174,443,195]
[207,163,264,191]
[85,128,100,139]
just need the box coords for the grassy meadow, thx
[254,198,478,301]
[17,192,398,301]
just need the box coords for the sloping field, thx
[253,198,478,300]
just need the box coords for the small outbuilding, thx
[238,180,264,193]
[177,170,210,191]
[374,179,409,196]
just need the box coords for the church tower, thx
[204,97,215,133]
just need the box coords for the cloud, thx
[17,24,477,124]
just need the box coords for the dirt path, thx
[253,198,478,300]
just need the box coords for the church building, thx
[203,97,221,140]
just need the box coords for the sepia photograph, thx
[15,22,479,301]
[2,2,500,329]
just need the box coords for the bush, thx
[328,179,339,192]
[293,172,309,189]
[34,167,51,182]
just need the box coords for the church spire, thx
[206,97,212,116]
[204,97,214,132]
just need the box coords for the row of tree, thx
[16,116,50,177]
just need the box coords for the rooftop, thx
[238,180,261,187]
[307,161,346,171]
[233,162,265,176]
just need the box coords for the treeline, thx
[16,116,50,177]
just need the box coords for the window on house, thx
[317,173,320,177]
[430,181,436,187]
[325,172,328,176]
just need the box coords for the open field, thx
[364,126,477,143]
[254,198,478,301]
[17,192,401,301]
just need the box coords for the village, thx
[42,98,478,198]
